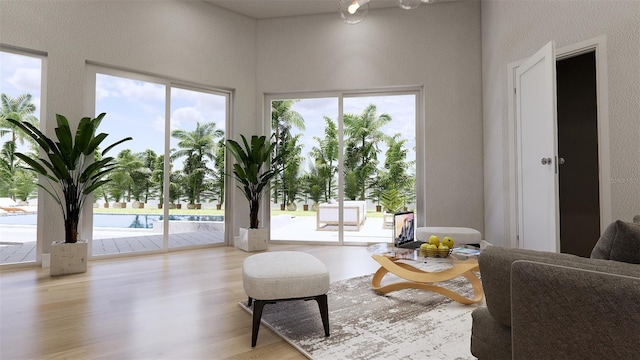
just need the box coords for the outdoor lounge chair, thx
[0,206,28,213]
[316,200,367,231]
[0,198,29,214]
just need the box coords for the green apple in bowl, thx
[438,244,450,257]
[442,236,455,249]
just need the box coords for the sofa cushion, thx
[591,220,640,264]
[511,260,640,359]
[478,245,640,327]
[470,307,512,360]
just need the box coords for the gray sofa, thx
[471,220,640,360]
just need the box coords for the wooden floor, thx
[0,244,381,359]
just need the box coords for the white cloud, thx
[171,106,205,129]
[6,68,40,93]
[153,115,167,133]
[172,87,227,118]
[118,80,164,101]
[95,85,110,100]
[96,74,164,101]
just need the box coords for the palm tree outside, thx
[0,93,39,144]
[271,100,305,208]
[309,116,339,202]
[343,104,392,201]
[113,149,145,203]
[0,93,39,201]
[170,121,224,205]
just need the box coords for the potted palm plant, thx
[8,113,131,276]
[380,188,405,229]
[226,134,282,252]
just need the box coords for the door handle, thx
[541,157,552,165]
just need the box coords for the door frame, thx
[506,36,611,248]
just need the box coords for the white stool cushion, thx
[243,251,330,300]
[416,227,481,245]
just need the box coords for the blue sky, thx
[0,52,42,106]
[2,50,415,177]
[95,73,227,164]
[0,51,42,154]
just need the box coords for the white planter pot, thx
[50,241,88,276]
[237,228,269,252]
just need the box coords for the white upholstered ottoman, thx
[242,251,330,347]
[416,227,482,245]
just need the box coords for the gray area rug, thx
[239,271,481,359]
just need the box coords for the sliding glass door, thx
[0,49,44,265]
[268,91,418,245]
[91,72,166,256]
[342,94,417,244]
[270,97,340,243]
[168,87,226,249]
[87,66,228,258]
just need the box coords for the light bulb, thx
[340,0,370,25]
[348,2,360,14]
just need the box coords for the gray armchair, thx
[471,220,640,359]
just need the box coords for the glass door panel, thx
[0,50,42,265]
[342,94,417,244]
[269,97,340,243]
[92,73,166,256]
[168,87,226,248]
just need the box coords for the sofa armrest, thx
[511,260,640,360]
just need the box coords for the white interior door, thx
[515,41,560,252]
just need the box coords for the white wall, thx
[256,2,485,233]
[482,1,640,246]
[0,0,257,252]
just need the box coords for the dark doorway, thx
[557,51,600,257]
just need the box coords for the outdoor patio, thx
[1,212,394,265]
[270,214,392,243]
[0,228,225,265]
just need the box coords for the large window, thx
[0,48,44,265]
[87,66,228,258]
[269,91,419,245]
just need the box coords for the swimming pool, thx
[0,214,224,229]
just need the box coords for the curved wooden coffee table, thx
[371,254,484,305]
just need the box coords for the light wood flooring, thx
[0,244,381,359]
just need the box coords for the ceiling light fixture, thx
[398,0,422,10]
[340,0,434,24]
[339,0,370,24]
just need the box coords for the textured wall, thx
[256,2,484,233]
[482,0,640,246]
[0,0,257,251]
